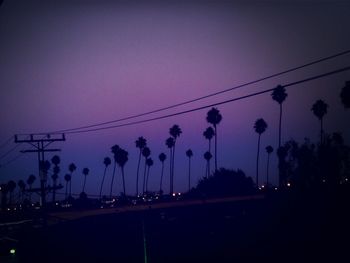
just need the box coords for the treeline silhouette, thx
[0,81,349,210]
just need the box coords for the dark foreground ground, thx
[2,187,350,263]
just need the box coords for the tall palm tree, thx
[204,151,212,178]
[165,137,175,195]
[169,124,182,194]
[203,127,215,152]
[40,160,51,187]
[110,145,120,198]
[311,100,329,144]
[51,166,60,202]
[7,180,16,205]
[81,168,90,193]
[27,174,36,202]
[340,81,350,109]
[142,146,151,194]
[254,118,268,188]
[186,149,193,192]
[64,174,71,199]
[68,163,77,196]
[100,157,111,199]
[51,155,60,167]
[206,108,222,171]
[145,158,154,193]
[135,136,147,196]
[116,148,129,196]
[203,127,214,175]
[265,145,274,188]
[17,180,26,203]
[158,153,166,194]
[51,155,60,202]
[271,85,288,148]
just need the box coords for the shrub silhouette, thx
[193,168,255,197]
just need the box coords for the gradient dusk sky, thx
[0,0,349,197]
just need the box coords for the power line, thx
[56,65,350,135]
[27,49,350,135]
[0,136,13,150]
[0,152,25,168]
[0,143,21,161]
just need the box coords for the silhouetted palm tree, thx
[166,137,175,195]
[169,124,182,194]
[311,100,328,144]
[203,127,214,175]
[7,180,16,205]
[51,155,60,166]
[100,157,111,199]
[40,160,51,187]
[206,107,222,171]
[265,145,274,187]
[135,136,147,196]
[51,166,60,202]
[116,148,129,196]
[186,149,193,192]
[18,180,26,203]
[27,174,36,202]
[142,146,151,194]
[203,127,215,152]
[110,145,120,198]
[51,155,60,202]
[204,151,212,178]
[145,158,154,193]
[254,118,268,188]
[64,174,71,199]
[158,153,166,194]
[340,81,350,109]
[271,85,288,148]
[68,163,77,196]
[81,168,90,194]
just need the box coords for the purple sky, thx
[0,0,350,198]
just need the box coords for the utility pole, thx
[14,133,65,208]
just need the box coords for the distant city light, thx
[274,187,278,191]
[345,178,348,182]
[287,182,291,187]
[178,193,181,195]
[172,193,176,197]
[261,185,265,189]
[322,179,326,183]
[10,249,16,254]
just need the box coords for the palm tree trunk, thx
[172,144,176,195]
[205,161,208,178]
[136,150,142,196]
[320,118,324,145]
[122,167,126,196]
[100,166,107,199]
[52,179,56,202]
[65,183,68,200]
[214,125,218,171]
[160,162,164,193]
[146,166,150,193]
[143,159,147,194]
[69,176,72,196]
[278,103,283,188]
[266,153,270,188]
[110,162,117,198]
[188,157,191,192]
[169,148,173,195]
[256,134,261,188]
[279,103,282,148]
[82,175,87,193]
